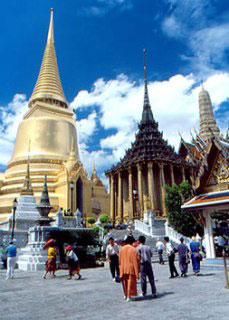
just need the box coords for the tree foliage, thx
[99,214,109,224]
[165,181,203,237]
[87,217,96,225]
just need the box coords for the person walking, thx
[137,236,157,298]
[119,236,139,301]
[5,241,17,280]
[177,237,189,277]
[217,234,225,256]
[190,236,201,276]
[164,236,179,279]
[43,242,57,279]
[65,245,82,280]
[106,237,120,282]
[155,238,165,264]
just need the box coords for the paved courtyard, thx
[0,261,228,320]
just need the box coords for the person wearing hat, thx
[5,240,17,280]
[119,235,139,301]
[65,245,81,280]
[106,237,120,282]
[177,237,189,277]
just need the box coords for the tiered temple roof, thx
[107,50,187,173]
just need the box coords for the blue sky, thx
[0,0,229,183]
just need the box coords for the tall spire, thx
[28,8,67,109]
[40,176,50,206]
[143,48,150,106]
[20,141,33,195]
[199,85,220,142]
[141,49,154,124]
[91,160,98,182]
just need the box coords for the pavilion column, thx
[118,172,123,222]
[110,175,115,224]
[147,162,155,210]
[170,163,175,186]
[203,211,216,259]
[114,175,117,223]
[137,163,143,219]
[181,165,186,182]
[128,168,134,221]
[159,162,167,216]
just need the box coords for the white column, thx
[203,211,216,259]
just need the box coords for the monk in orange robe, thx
[119,236,140,301]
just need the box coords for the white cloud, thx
[1,72,229,182]
[0,94,28,165]
[73,72,229,176]
[161,0,229,75]
[77,111,97,143]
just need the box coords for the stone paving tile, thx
[0,261,229,320]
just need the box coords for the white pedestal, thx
[17,226,60,271]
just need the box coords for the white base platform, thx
[17,243,48,271]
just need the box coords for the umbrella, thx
[43,238,54,250]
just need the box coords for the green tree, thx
[99,214,109,224]
[87,217,96,226]
[165,181,203,237]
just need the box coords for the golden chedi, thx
[0,9,109,221]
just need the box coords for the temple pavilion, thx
[180,85,229,261]
[0,9,109,221]
[105,51,197,223]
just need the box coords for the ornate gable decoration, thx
[208,156,229,187]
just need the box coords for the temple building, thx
[0,9,109,221]
[105,51,197,223]
[180,86,229,262]
[179,85,229,193]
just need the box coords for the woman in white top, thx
[65,245,82,280]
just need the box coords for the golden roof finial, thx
[28,8,67,108]
[20,140,34,196]
[47,8,54,43]
[91,159,98,181]
[92,159,96,172]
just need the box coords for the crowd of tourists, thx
[2,232,209,302]
[105,234,204,301]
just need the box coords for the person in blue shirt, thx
[5,241,17,280]
[190,236,201,275]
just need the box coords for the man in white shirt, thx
[106,237,120,282]
[164,237,179,279]
[155,238,165,265]
[217,234,225,256]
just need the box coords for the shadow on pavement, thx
[134,291,174,302]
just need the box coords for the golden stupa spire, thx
[91,160,98,181]
[20,141,34,196]
[28,8,67,109]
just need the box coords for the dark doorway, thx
[76,177,83,214]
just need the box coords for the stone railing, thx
[0,221,10,231]
[164,221,191,245]
[134,219,152,236]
